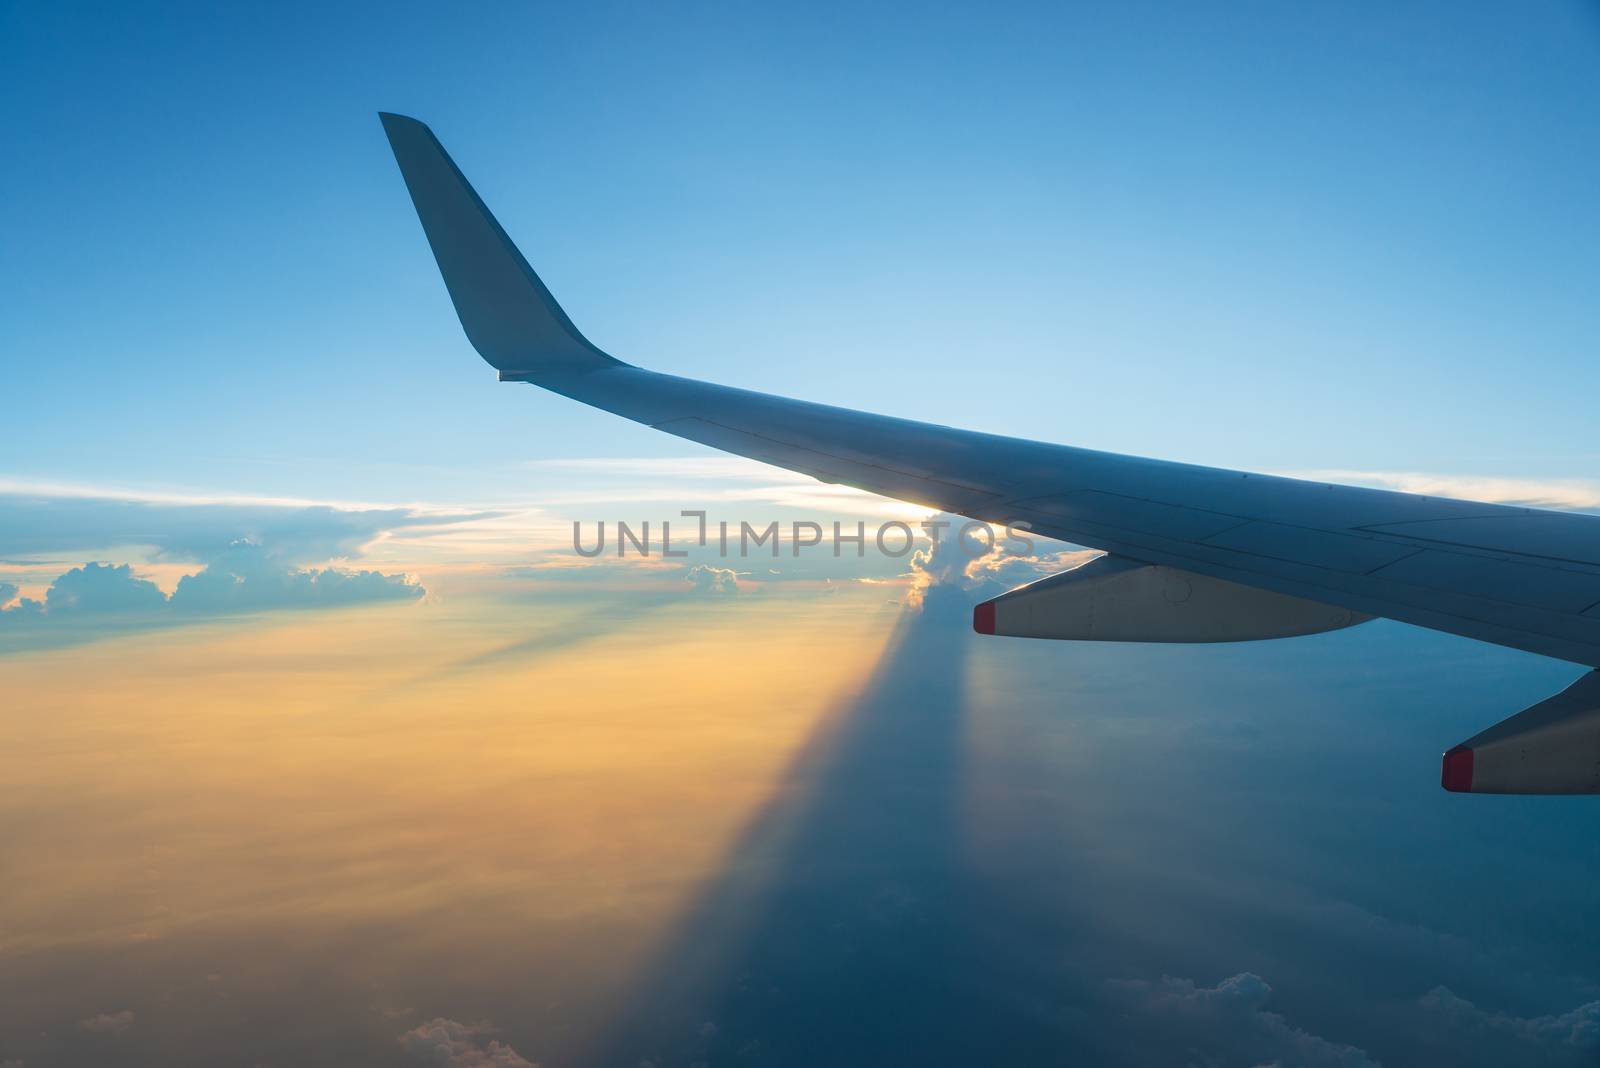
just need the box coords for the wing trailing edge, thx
[973,554,1371,642]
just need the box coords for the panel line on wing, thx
[1352,513,1600,570]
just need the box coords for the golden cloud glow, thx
[0,588,893,971]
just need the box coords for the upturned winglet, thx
[378,112,622,380]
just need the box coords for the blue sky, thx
[4,1,1600,509]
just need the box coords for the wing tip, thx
[378,112,623,378]
[378,113,444,156]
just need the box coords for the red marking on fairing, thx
[1441,745,1475,793]
[973,601,996,635]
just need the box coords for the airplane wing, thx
[379,112,1600,793]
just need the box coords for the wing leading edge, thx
[379,113,1600,792]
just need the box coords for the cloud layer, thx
[77,1009,135,1036]
[0,484,441,645]
[1,545,422,636]
[1106,972,1380,1068]
[1419,986,1600,1065]
[0,482,487,565]
[398,1018,536,1068]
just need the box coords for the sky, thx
[4,2,1600,1067]
[4,1,1600,502]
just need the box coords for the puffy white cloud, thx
[904,517,987,606]
[964,545,1101,593]
[1106,972,1379,1068]
[169,541,422,613]
[77,1009,134,1035]
[685,564,739,595]
[397,1018,536,1068]
[0,543,422,639]
[904,513,1097,611]
[44,563,166,615]
[0,563,173,630]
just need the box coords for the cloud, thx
[964,543,1101,595]
[0,563,173,627]
[1418,986,1600,1064]
[1284,469,1600,511]
[1106,972,1380,1068]
[77,1010,134,1035]
[0,479,490,565]
[685,564,739,595]
[44,563,166,615]
[904,513,1098,611]
[0,597,43,624]
[169,541,423,613]
[904,517,986,606]
[397,1018,536,1068]
[0,543,422,640]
